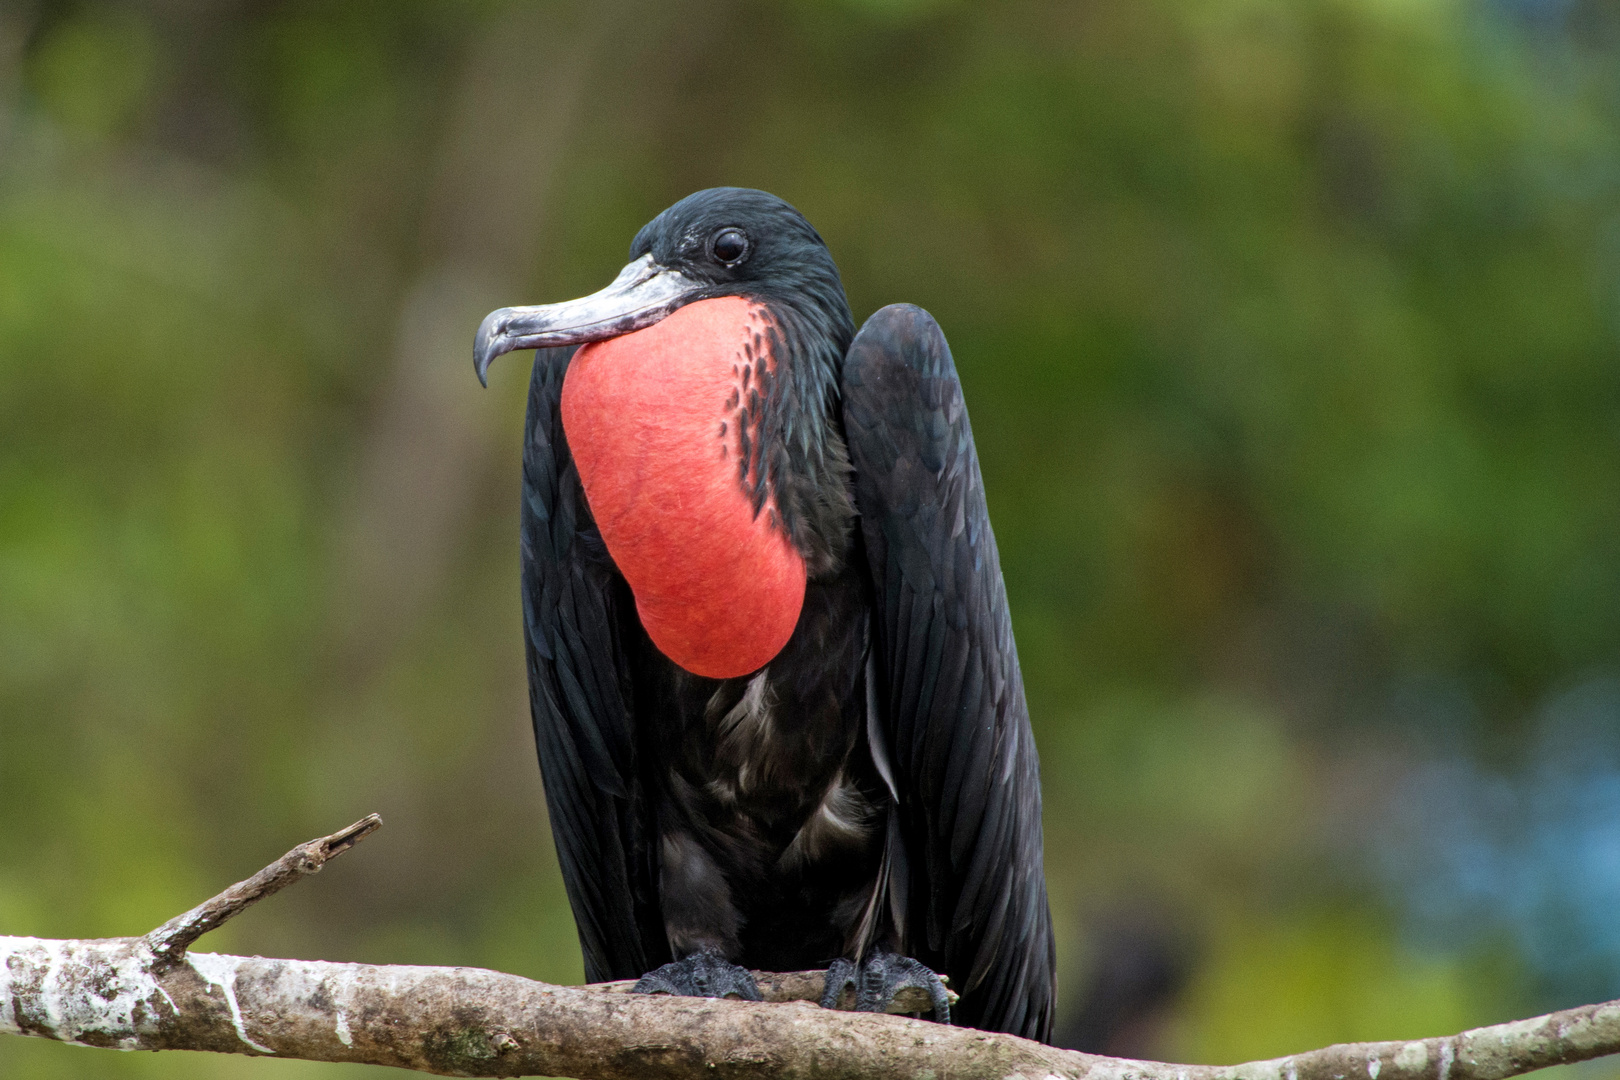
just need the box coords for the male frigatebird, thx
[473,188,1055,1040]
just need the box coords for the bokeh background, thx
[2,0,1619,1075]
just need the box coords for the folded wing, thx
[842,305,1056,1041]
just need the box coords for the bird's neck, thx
[745,296,856,580]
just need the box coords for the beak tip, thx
[474,309,507,387]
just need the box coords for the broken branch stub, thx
[144,813,383,963]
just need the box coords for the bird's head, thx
[474,187,852,385]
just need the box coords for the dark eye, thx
[710,228,749,266]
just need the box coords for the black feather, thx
[842,303,1056,1040]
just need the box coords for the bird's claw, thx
[633,948,762,1001]
[820,952,951,1023]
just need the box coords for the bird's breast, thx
[561,297,806,679]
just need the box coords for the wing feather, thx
[521,347,662,982]
[842,304,1056,1041]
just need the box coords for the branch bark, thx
[5,821,1618,1080]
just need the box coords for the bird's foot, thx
[820,952,951,1023]
[633,948,763,1001]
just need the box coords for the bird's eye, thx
[710,228,749,266]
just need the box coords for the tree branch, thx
[4,821,1617,1080]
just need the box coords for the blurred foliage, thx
[1,0,1617,1076]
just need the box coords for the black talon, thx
[820,957,860,1010]
[632,948,762,1001]
[819,952,951,1024]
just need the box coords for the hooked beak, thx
[474,254,704,386]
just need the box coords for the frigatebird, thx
[473,188,1055,1040]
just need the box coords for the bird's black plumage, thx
[492,188,1054,1040]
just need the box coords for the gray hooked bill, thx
[474,254,704,385]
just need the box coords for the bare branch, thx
[5,818,1619,1079]
[144,814,383,963]
[589,968,956,1016]
[2,935,1618,1080]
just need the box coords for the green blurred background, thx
[2,0,1619,1075]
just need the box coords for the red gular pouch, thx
[560,296,807,679]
